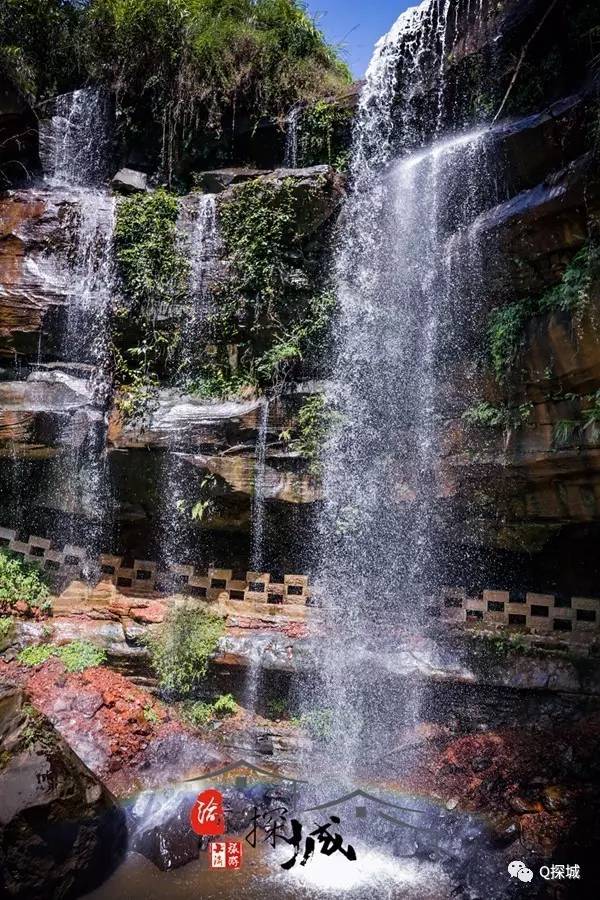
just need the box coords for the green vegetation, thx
[146,604,225,696]
[195,178,336,395]
[292,707,333,741]
[553,419,580,447]
[0,550,51,615]
[266,697,289,720]
[476,632,529,656]
[182,693,238,728]
[551,391,600,447]
[0,616,15,646]
[143,705,160,724]
[19,702,57,753]
[17,640,106,671]
[487,245,599,381]
[462,401,532,430]
[85,0,350,172]
[113,189,190,418]
[0,0,82,100]
[286,394,339,474]
[5,0,349,175]
[299,99,353,169]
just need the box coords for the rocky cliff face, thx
[0,159,341,567]
[1,0,599,589]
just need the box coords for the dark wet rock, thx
[193,167,264,193]
[493,93,588,196]
[0,681,126,900]
[109,390,263,451]
[0,189,72,359]
[0,370,101,455]
[474,153,600,298]
[128,789,200,870]
[111,167,148,194]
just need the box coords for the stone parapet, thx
[0,526,310,606]
[439,586,600,636]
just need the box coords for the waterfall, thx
[46,192,116,562]
[284,106,302,168]
[41,88,112,187]
[250,399,269,572]
[313,0,491,781]
[34,87,117,561]
[243,651,263,720]
[160,194,219,570]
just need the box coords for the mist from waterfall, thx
[312,0,491,783]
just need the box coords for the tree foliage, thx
[0,0,82,99]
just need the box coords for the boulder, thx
[193,167,264,193]
[111,167,148,194]
[0,682,126,900]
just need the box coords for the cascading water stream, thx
[46,193,116,558]
[42,88,112,188]
[311,0,491,789]
[37,88,116,561]
[250,398,270,573]
[284,106,302,168]
[160,194,219,570]
[243,398,270,717]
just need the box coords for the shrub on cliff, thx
[146,603,225,697]
[199,177,336,393]
[182,692,238,727]
[113,189,190,416]
[0,550,51,615]
[18,640,107,672]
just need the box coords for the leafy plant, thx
[18,640,106,672]
[182,700,214,727]
[211,693,237,716]
[487,244,599,381]
[146,604,225,697]
[299,99,353,169]
[287,393,339,474]
[182,692,237,727]
[583,390,600,440]
[487,301,533,381]
[266,697,289,720]
[203,176,337,393]
[553,419,580,446]
[0,616,15,647]
[462,401,532,430]
[143,705,160,724]
[57,640,107,672]
[113,189,190,418]
[0,550,51,615]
